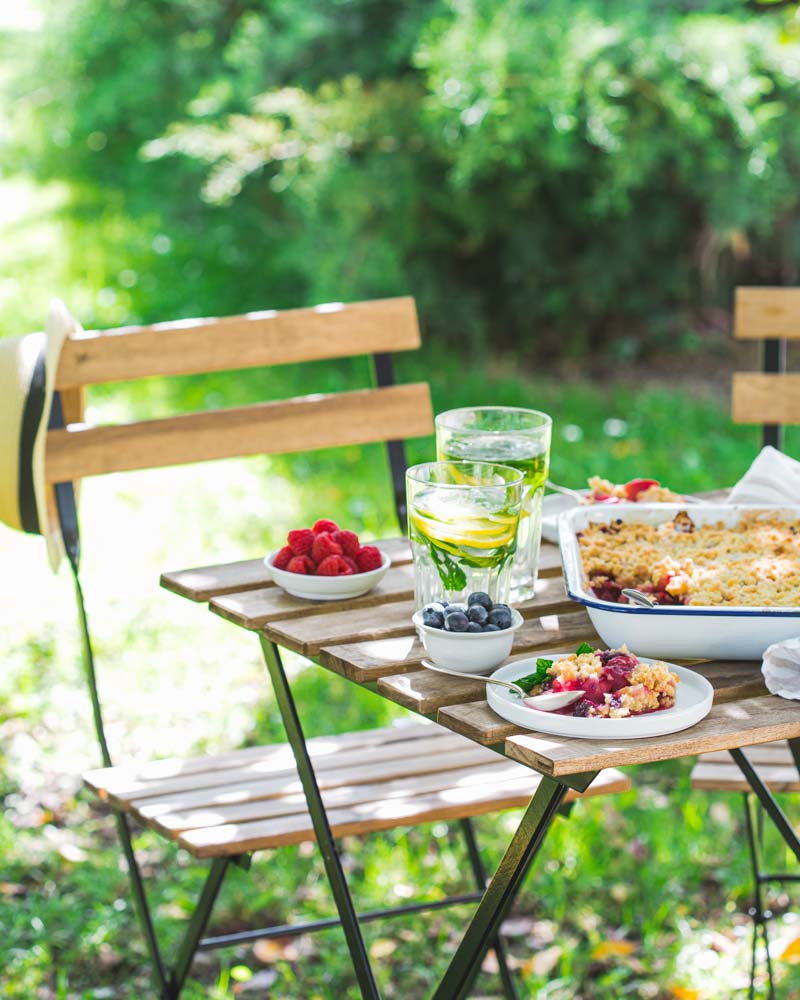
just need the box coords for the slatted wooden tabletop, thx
[161,535,800,780]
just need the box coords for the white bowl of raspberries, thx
[265,519,391,601]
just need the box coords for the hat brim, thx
[33,299,82,571]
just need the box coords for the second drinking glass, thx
[435,407,552,603]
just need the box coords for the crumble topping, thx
[579,510,800,606]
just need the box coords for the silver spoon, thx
[545,479,585,502]
[621,588,658,608]
[421,659,585,710]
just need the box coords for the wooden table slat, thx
[436,661,773,750]
[161,538,412,602]
[438,701,526,746]
[321,604,595,683]
[375,618,600,713]
[211,563,417,630]
[263,575,577,657]
[505,694,800,776]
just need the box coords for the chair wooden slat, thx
[83,721,438,794]
[177,766,630,858]
[55,297,420,389]
[734,288,800,340]
[87,730,470,807]
[731,373,800,425]
[143,752,516,834]
[690,740,800,793]
[84,720,631,858]
[46,383,433,481]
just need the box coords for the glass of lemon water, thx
[435,407,552,603]
[406,461,523,608]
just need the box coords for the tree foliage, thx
[11,0,800,357]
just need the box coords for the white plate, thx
[541,489,701,544]
[264,550,391,601]
[487,654,713,739]
[559,503,800,660]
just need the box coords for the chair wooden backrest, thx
[731,287,800,450]
[47,296,433,525]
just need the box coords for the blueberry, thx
[487,607,513,630]
[439,600,449,608]
[492,603,511,615]
[466,622,483,633]
[422,604,445,629]
[467,604,488,626]
[467,592,493,612]
[444,611,469,632]
[483,623,500,632]
[447,603,468,614]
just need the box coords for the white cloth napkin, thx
[726,446,800,506]
[727,448,800,695]
[762,637,800,700]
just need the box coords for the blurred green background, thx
[2,1,800,997]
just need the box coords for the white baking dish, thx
[558,503,800,660]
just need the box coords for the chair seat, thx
[691,741,800,794]
[84,722,630,859]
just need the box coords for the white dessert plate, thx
[264,550,391,601]
[541,489,701,544]
[487,654,713,739]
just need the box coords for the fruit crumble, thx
[515,644,678,718]
[578,510,800,606]
[585,476,683,504]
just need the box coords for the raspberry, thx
[623,478,660,501]
[332,529,360,557]
[273,545,294,569]
[342,556,359,574]
[312,519,339,535]
[286,555,316,574]
[316,554,353,576]
[287,528,314,556]
[312,532,342,563]
[355,545,383,572]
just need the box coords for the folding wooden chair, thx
[43,296,630,998]
[692,285,800,999]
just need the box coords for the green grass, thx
[1,350,799,998]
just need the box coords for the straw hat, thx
[0,299,82,571]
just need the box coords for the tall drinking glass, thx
[435,407,552,603]
[406,462,523,608]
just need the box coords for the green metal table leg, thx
[260,637,379,999]
[433,774,577,1000]
[731,748,800,862]
[459,818,518,1000]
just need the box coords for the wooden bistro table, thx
[162,534,800,1000]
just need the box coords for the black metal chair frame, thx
[735,332,798,999]
[53,353,543,999]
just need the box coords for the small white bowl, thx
[264,551,391,601]
[412,608,524,673]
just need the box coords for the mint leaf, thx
[429,544,467,592]
[575,642,594,655]
[515,658,553,693]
